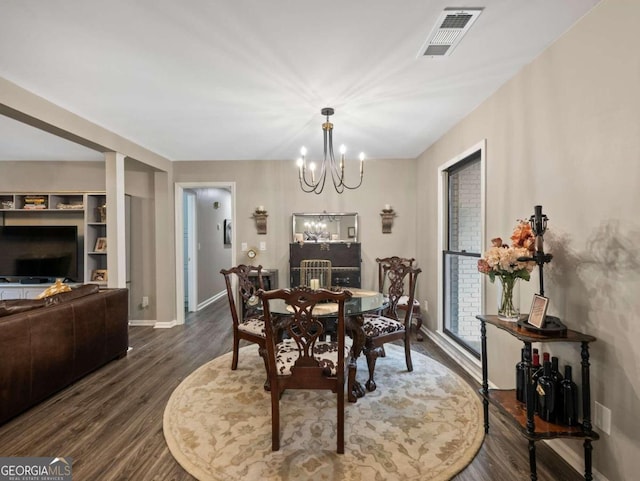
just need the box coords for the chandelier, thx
[296,107,364,194]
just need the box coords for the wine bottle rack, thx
[476,315,599,481]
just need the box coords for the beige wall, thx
[416,1,640,479]
[173,158,418,290]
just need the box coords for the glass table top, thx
[265,288,384,317]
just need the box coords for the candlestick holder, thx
[252,207,268,235]
[516,205,566,334]
[380,208,396,234]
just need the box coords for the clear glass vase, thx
[497,276,520,321]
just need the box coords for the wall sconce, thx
[380,205,396,234]
[253,206,268,234]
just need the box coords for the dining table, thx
[265,287,385,402]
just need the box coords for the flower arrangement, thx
[478,220,537,319]
[477,220,536,282]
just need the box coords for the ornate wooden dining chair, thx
[220,264,266,371]
[376,256,424,341]
[363,263,422,392]
[258,286,354,453]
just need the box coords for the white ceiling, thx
[0,0,600,163]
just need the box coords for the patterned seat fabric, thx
[397,295,419,307]
[362,315,404,337]
[237,317,266,337]
[274,338,351,376]
[383,295,419,307]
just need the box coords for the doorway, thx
[174,182,236,325]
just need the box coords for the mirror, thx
[292,212,358,243]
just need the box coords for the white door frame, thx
[174,181,236,325]
[184,190,198,312]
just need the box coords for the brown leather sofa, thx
[0,285,129,425]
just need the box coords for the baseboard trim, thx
[128,320,156,327]
[544,439,609,481]
[154,320,179,329]
[197,291,225,311]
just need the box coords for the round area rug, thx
[164,344,484,481]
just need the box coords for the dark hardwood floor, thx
[0,299,583,480]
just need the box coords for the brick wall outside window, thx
[446,159,481,346]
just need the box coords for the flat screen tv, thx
[0,225,79,282]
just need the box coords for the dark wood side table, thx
[476,315,599,481]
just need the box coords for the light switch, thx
[259,241,266,251]
[241,242,248,252]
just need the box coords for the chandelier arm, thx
[298,165,317,190]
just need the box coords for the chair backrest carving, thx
[376,256,415,294]
[220,264,264,326]
[378,261,421,323]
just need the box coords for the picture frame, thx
[527,294,549,328]
[91,269,108,282]
[223,219,232,245]
[94,237,107,252]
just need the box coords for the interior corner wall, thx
[415,1,640,479]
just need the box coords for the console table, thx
[476,315,599,481]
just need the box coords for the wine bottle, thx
[560,365,579,426]
[551,356,564,420]
[530,352,542,413]
[536,361,558,423]
[516,348,526,403]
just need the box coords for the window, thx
[442,150,482,356]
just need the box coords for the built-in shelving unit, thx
[476,314,598,481]
[84,193,107,284]
[0,191,108,295]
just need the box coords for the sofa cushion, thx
[45,284,100,306]
[0,298,46,317]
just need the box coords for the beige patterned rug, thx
[163,344,484,481]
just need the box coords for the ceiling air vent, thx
[419,7,483,57]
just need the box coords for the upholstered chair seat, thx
[237,317,266,337]
[274,338,351,376]
[362,315,405,337]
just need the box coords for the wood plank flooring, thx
[0,299,584,480]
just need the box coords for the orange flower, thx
[491,237,504,247]
[510,220,535,252]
